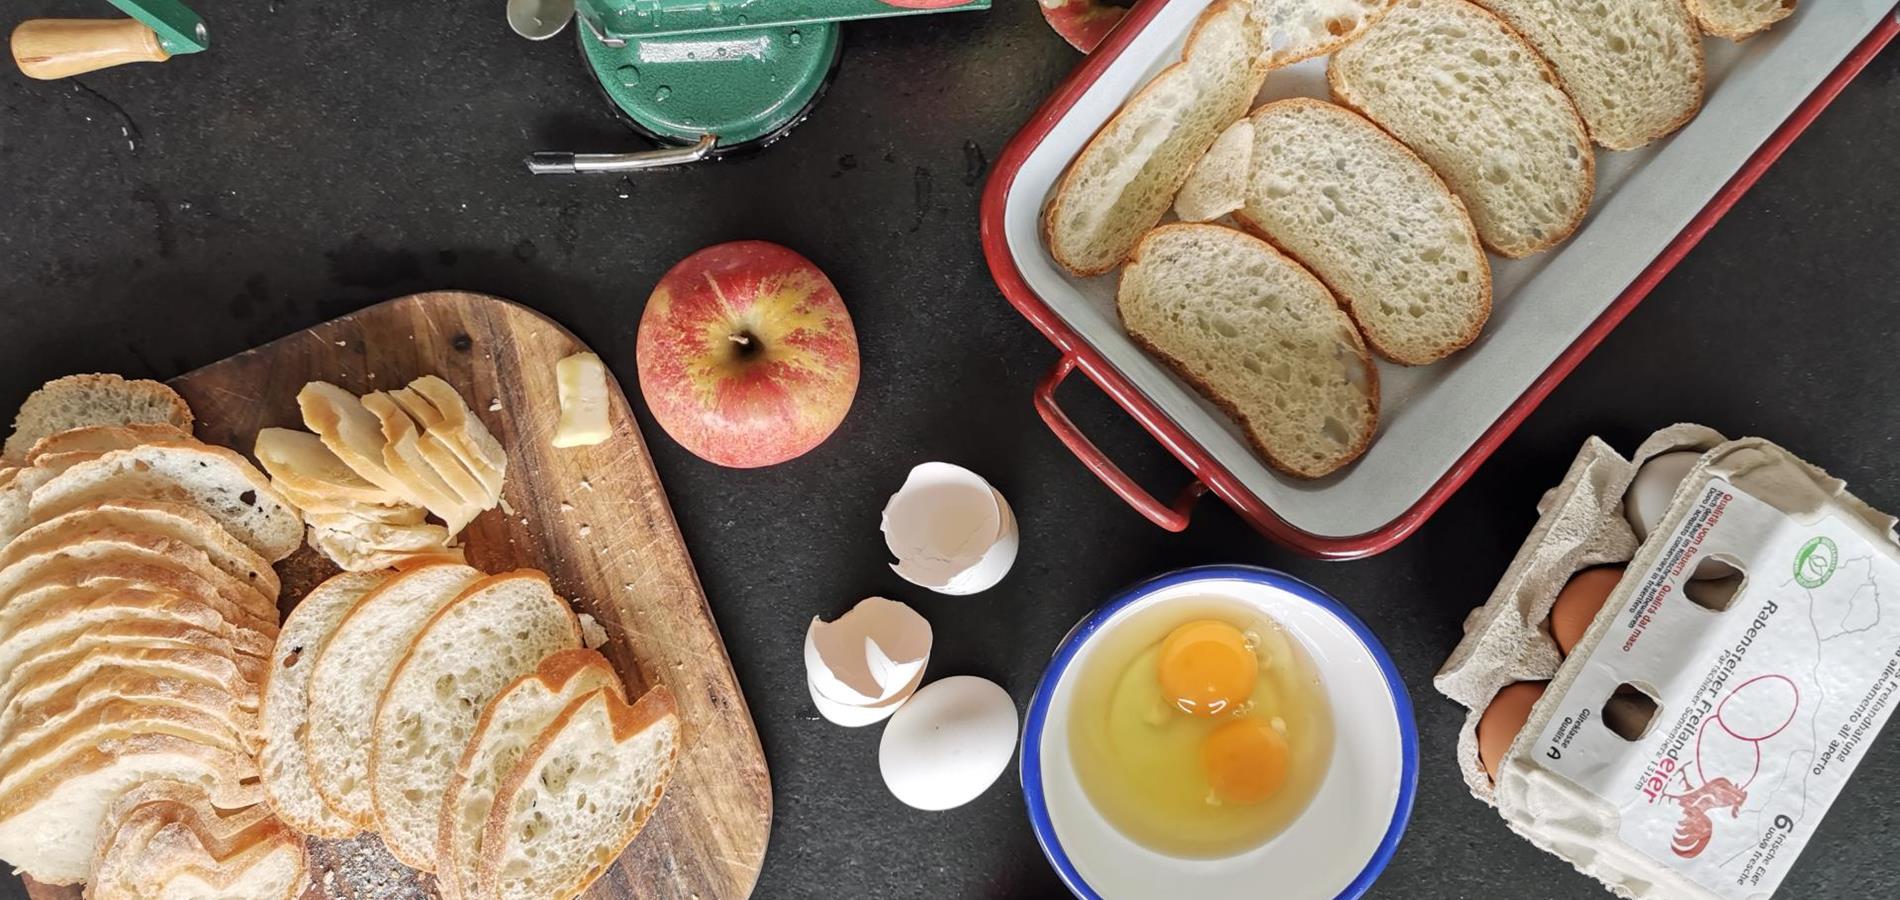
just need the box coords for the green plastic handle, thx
[105,0,207,54]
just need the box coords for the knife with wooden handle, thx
[10,0,207,80]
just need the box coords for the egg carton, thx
[1436,424,1900,900]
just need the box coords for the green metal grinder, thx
[523,0,989,173]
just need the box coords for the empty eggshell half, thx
[808,664,928,728]
[805,596,933,724]
[883,462,1019,595]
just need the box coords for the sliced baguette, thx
[253,426,404,506]
[1,562,280,653]
[0,589,274,694]
[90,783,307,900]
[1118,224,1378,478]
[0,645,261,727]
[23,422,195,463]
[1174,119,1253,223]
[0,668,258,762]
[476,686,680,900]
[298,382,422,504]
[2,374,193,465]
[370,572,582,869]
[1329,0,1593,258]
[1467,0,1704,149]
[0,700,252,797]
[8,498,280,598]
[0,734,261,885]
[306,524,464,573]
[0,466,54,545]
[1043,0,1269,276]
[1686,0,1793,40]
[1253,0,1397,65]
[0,530,276,622]
[436,649,625,900]
[303,561,482,829]
[361,392,480,533]
[26,442,302,562]
[0,622,266,724]
[1234,99,1491,365]
[259,571,387,839]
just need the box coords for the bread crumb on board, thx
[578,612,609,648]
[488,398,503,412]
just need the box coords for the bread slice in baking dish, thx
[1234,99,1491,365]
[1685,0,1793,41]
[2,374,194,465]
[477,686,680,900]
[89,781,307,900]
[436,649,625,900]
[370,571,581,870]
[1117,224,1379,479]
[24,442,302,562]
[1253,0,1396,65]
[258,570,387,839]
[1329,0,1593,258]
[1466,0,1704,149]
[303,561,483,829]
[1043,0,1269,276]
[1173,119,1254,224]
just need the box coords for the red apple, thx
[636,241,860,468]
[1040,0,1125,52]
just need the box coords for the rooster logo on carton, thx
[1661,675,1799,858]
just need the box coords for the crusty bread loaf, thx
[1252,0,1396,65]
[1118,224,1379,478]
[435,650,624,900]
[1043,0,1269,276]
[24,423,194,463]
[26,442,302,562]
[89,782,307,900]
[3,374,193,465]
[1235,99,1491,365]
[0,531,276,622]
[1173,119,1253,224]
[1685,0,1793,40]
[9,499,280,598]
[1468,0,1703,149]
[1329,0,1593,258]
[303,562,482,828]
[476,686,679,900]
[259,571,387,840]
[0,735,261,885]
[253,427,403,507]
[370,572,581,869]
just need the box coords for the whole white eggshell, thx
[1625,451,1702,541]
[878,676,1018,811]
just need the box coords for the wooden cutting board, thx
[20,291,772,900]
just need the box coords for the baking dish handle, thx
[1035,354,1207,531]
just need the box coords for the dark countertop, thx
[2,2,1897,898]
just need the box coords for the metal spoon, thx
[507,0,574,40]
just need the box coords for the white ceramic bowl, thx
[1022,565,1417,899]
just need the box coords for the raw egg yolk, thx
[1201,718,1289,805]
[1156,620,1257,716]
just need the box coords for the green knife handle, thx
[12,19,169,80]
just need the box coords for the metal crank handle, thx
[525,134,718,174]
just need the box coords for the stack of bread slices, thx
[0,374,308,896]
[254,376,508,572]
[1044,0,1794,479]
[261,561,681,900]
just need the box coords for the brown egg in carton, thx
[1435,424,1900,899]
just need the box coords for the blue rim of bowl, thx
[1019,564,1419,900]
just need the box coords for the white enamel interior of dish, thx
[1037,576,1402,899]
[1002,0,1895,539]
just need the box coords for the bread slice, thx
[0,589,274,695]
[306,523,464,573]
[1686,0,1793,40]
[0,699,252,797]
[90,783,307,900]
[0,530,277,622]
[0,668,259,761]
[1234,99,1491,365]
[253,426,404,506]
[258,571,386,839]
[404,377,508,500]
[2,374,193,465]
[0,622,266,723]
[435,650,625,900]
[24,422,195,463]
[1118,224,1379,478]
[370,389,493,512]
[1043,0,1269,276]
[9,498,280,598]
[0,645,260,725]
[476,686,679,900]
[26,442,302,562]
[370,572,582,869]
[1174,119,1253,223]
[1,562,279,651]
[303,561,482,829]
[361,392,480,533]
[0,466,54,546]
[1467,0,1703,150]
[1329,0,1593,258]
[298,382,421,503]
[0,734,261,885]
[1252,0,1396,65]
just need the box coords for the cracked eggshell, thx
[805,596,932,709]
[883,463,1019,596]
[807,664,928,727]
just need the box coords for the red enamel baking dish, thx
[981,0,1898,559]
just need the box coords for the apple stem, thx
[728,331,761,359]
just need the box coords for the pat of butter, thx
[552,352,612,448]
